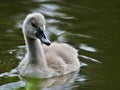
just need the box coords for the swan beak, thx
[36,29,51,46]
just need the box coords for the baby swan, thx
[18,13,80,78]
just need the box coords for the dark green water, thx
[0,0,120,90]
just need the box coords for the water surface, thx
[0,0,120,90]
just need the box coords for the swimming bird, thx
[18,13,80,78]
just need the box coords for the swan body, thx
[18,13,80,78]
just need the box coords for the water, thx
[0,0,120,90]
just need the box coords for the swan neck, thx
[24,35,48,67]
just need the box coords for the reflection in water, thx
[20,70,80,90]
[0,67,86,90]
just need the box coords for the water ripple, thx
[79,55,101,64]
[0,81,25,90]
[0,68,18,78]
[79,44,97,52]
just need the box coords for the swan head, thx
[22,13,51,46]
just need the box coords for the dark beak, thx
[35,28,51,46]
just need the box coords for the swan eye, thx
[31,23,37,28]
